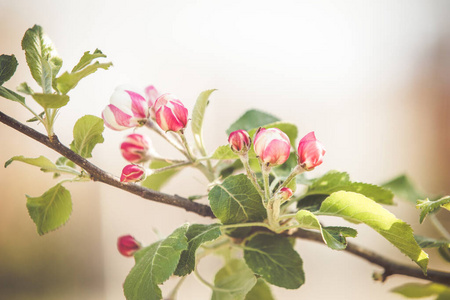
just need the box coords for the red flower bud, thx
[117,235,141,257]
[253,128,291,166]
[228,130,251,153]
[297,132,326,171]
[120,133,152,163]
[120,164,146,182]
[154,94,188,132]
[279,187,293,200]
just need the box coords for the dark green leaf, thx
[211,259,257,300]
[70,115,104,158]
[296,194,328,212]
[0,86,25,104]
[391,283,450,299]
[32,93,69,109]
[71,49,106,72]
[209,174,266,224]
[174,223,221,276]
[438,246,450,263]
[26,183,72,235]
[123,224,188,300]
[319,191,429,272]
[191,89,217,154]
[17,82,34,95]
[244,233,305,289]
[416,196,450,223]
[26,111,45,122]
[141,161,181,191]
[226,109,279,135]
[382,174,423,204]
[248,121,298,147]
[414,235,450,248]
[5,155,80,175]
[245,279,275,300]
[0,54,18,85]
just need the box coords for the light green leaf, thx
[17,82,35,95]
[248,121,298,147]
[226,109,279,135]
[243,233,305,289]
[414,235,449,248]
[70,115,104,158]
[71,49,106,72]
[382,174,423,204]
[21,25,62,92]
[211,259,257,300]
[319,191,429,272]
[0,86,25,104]
[5,155,80,175]
[416,196,450,223]
[211,145,240,160]
[26,183,72,235]
[0,54,18,85]
[123,224,189,300]
[245,279,275,300]
[295,210,357,250]
[141,161,181,191]
[32,93,69,109]
[191,89,217,154]
[391,283,450,299]
[209,174,266,224]
[174,223,221,276]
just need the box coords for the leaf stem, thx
[178,130,196,162]
[261,163,272,202]
[220,222,271,231]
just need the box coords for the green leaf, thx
[243,233,305,289]
[0,54,18,85]
[319,191,429,272]
[141,161,181,191]
[26,183,72,235]
[416,196,450,223]
[32,93,70,109]
[5,155,80,175]
[414,235,449,248]
[123,224,189,300]
[211,145,240,160]
[248,121,298,147]
[438,245,450,263]
[304,170,394,205]
[70,115,104,158]
[382,174,423,204]
[174,223,221,276]
[245,279,275,300]
[226,109,279,135]
[26,111,45,123]
[209,174,266,224]
[71,49,106,72]
[0,86,25,104]
[191,89,217,153]
[17,82,35,95]
[391,283,450,299]
[21,25,62,92]
[211,259,257,300]
[295,210,357,250]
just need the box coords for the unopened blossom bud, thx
[120,133,152,163]
[117,235,141,257]
[298,132,326,171]
[102,89,149,131]
[228,130,251,153]
[120,164,146,183]
[153,94,188,132]
[145,85,160,108]
[279,187,293,200]
[253,128,291,166]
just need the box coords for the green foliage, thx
[21,25,62,92]
[0,86,26,104]
[243,233,305,289]
[244,279,275,300]
[191,89,217,153]
[0,54,18,85]
[382,174,423,204]
[141,161,181,191]
[209,174,266,224]
[211,145,240,160]
[226,109,279,135]
[55,49,112,94]
[391,283,450,299]
[295,210,357,250]
[5,155,80,175]
[174,223,221,276]
[320,191,429,272]
[26,183,72,235]
[70,115,105,158]
[31,93,70,109]
[211,259,257,300]
[416,196,450,223]
[248,121,298,147]
[123,224,189,300]
[17,82,34,95]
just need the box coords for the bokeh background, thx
[1,0,449,299]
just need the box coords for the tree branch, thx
[0,111,214,218]
[1,110,449,285]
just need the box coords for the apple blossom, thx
[298,131,326,171]
[253,128,291,166]
[120,133,152,163]
[228,130,251,153]
[153,93,188,132]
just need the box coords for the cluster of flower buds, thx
[117,235,141,257]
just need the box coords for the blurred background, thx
[0,0,449,299]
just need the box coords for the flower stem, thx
[220,222,271,231]
[261,163,272,201]
[275,165,304,194]
[239,153,264,200]
[145,121,187,155]
[179,130,196,162]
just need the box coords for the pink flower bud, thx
[144,85,161,108]
[279,187,293,200]
[297,132,326,171]
[253,128,291,166]
[154,94,188,132]
[102,89,149,131]
[120,133,152,163]
[120,164,146,182]
[228,130,251,153]
[117,235,141,257]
